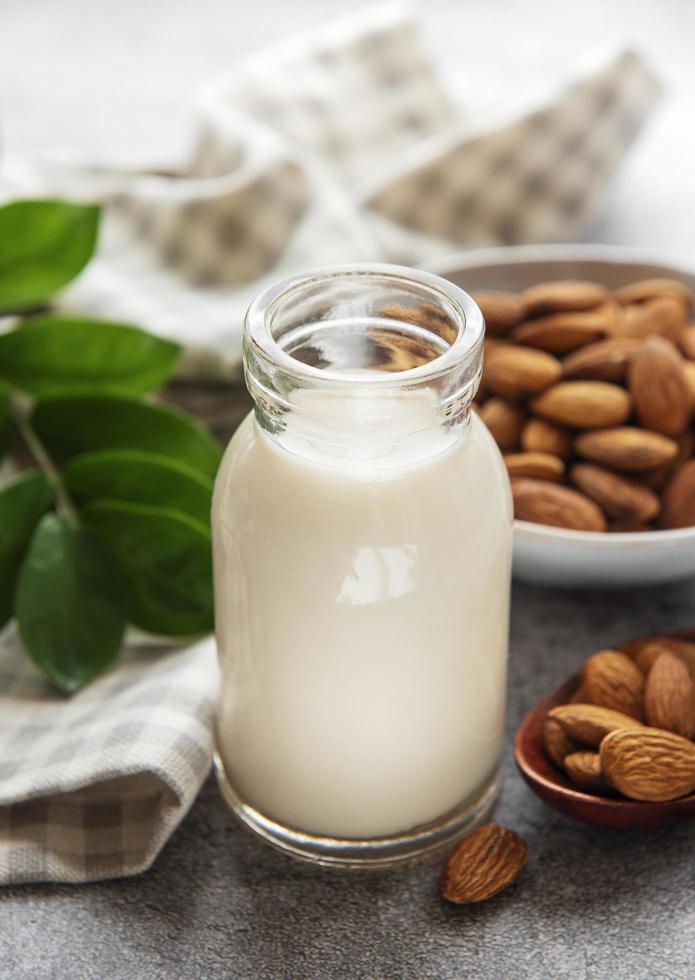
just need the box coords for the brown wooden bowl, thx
[514,631,695,829]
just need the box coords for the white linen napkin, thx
[0,3,661,375]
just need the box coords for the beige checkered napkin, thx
[0,632,217,885]
[1,4,661,370]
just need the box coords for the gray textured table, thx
[3,578,695,980]
[3,1,695,977]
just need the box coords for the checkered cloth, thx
[0,630,217,884]
[0,3,662,886]
[1,3,660,376]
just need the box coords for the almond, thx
[543,715,582,768]
[614,277,693,311]
[479,398,525,452]
[563,751,607,792]
[530,381,632,429]
[561,337,641,382]
[574,427,679,472]
[511,478,606,531]
[520,418,572,459]
[472,291,526,334]
[683,361,695,411]
[548,703,643,747]
[485,346,562,399]
[660,459,695,529]
[582,649,645,720]
[627,336,690,435]
[618,296,686,343]
[504,452,565,481]
[522,280,608,315]
[679,325,695,360]
[512,312,609,354]
[644,652,695,739]
[639,430,694,490]
[623,636,695,677]
[600,727,695,801]
[569,463,660,524]
[439,824,527,904]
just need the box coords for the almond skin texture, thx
[543,715,582,768]
[504,452,565,481]
[600,727,695,802]
[511,478,606,531]
[520,418,573,459]
[530,381,632,429]
[512,312,609,354]
[570,463,660,524]
[627,336,690,435]
[660,459,695,529]
[574,427,679,472]
[479,398,525,452]
[618,296,686,343]
[473,291,526,334]
[485,346,562,400]
[582,650,645,720]
[548,703,643,747]
[679,325,695,360]
[522,280,608,315]
[563,751,607,792]
[439,824,528,904]
[562,337,641,383]
[644,652,695,738]
[683,361,695,410]
[614,277,693,311]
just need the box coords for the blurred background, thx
[2,0,694,255]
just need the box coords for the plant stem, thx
[10,394,79,524]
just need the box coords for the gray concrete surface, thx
[2,578,695,979]
[2,1,695,977]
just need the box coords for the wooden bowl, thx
[514,631,695,829]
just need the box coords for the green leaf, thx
[85,500,213,636]
[0,384,10,461]
[32,394,222,479]
[64,449,212,525]
[0,199,100,312]
[15,513,126,693]
[0,315,180,396]
[0,470,52,628]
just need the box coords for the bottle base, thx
[214,752,501,869]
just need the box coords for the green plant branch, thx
[10,394,79,524]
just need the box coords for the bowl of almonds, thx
[431,245,695,586]
[514,631,695,828]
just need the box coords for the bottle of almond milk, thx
[212,264,513,866]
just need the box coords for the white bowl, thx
[428,244,695,588]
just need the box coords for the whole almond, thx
[439,824,528,904]
[548,703,643,747]
[479,398,525,452]
[520,417,572,459]
[570,463,660,524]
[623,636,695,677]
[543,715,582,768]
[504,452,565,481]
[511,478,606,531]
[485,346,562,399]
[660,459,695,529]
[531,381,632,429]
[618,296,686,343]
[627,336,690,435]
[473,291,526,334]
[614,277,694,311]
[600,727,695,802]
[562,337,641,383]
[563,751,607,792]
[574,427,679,472]
[644,652,695,739]
[522,280,608,315]
[582,649,645,720]
[679,325,695,360]
[512,312,609,353]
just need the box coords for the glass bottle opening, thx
[242,264,485,453]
